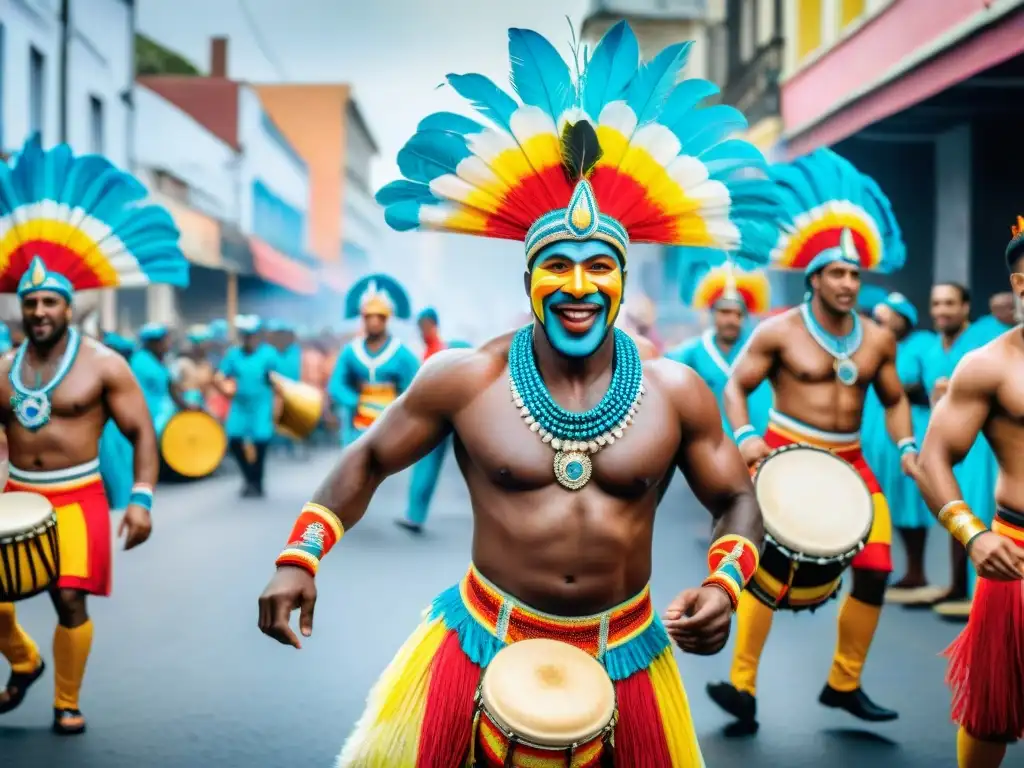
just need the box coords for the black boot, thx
[818,684,898,721]
[706,681,757,724]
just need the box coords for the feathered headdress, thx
[768,148,905,280]
[344,273,412,320]
[1006,214,1024,270]
[0,135,189,300]
[376,21,781,267]
[689,262,770,314]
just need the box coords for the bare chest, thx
[778,330,884,387]
[0,356,103,418]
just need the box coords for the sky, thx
[137,0,595,337]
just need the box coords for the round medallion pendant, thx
[13,392,51,431]
[553,450,593,491]
[834,358,859,387]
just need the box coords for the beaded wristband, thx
[128,484,154,512]
[275,503,345,577]
[733,425,757,445]
[702,534,760,610]
[897,437,918,457]
[938,500,989,550]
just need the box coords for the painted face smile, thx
[529,240,624,358]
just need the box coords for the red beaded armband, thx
[701,535,760,610]
[275,503,345,577]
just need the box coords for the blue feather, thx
[658,79,720,132]
[673,105,747,155]
[446,73,518,131]
[507,28,574,120]
[396,130,472,184]
[383,201,425,232]
[375,180,436,207]
[417,111,485,136]
[581,20,639,119]
[626,42,691,125]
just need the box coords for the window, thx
[88,96,103,154]
[795,0,823,61]
[28,47,44,136]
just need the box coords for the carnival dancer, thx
[328,274,419,446]
[258,20,781,765]
[713,148,915,726]
[913,217,1024,768]
[133,323,194,425]
[668,261,773,438]
[861,293,939,604]
[99,333,137,511]
[0,135,188,733]
[921,284,1002,620]
[215,315,282,498]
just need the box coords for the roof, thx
[136,76,241,150]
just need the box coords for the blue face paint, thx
[529,240,625,358]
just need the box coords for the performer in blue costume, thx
[920,282,999,620]
[267,320,302,456]
[215,315,282,497]
[132,323,191,425]
[668,261,773,438]
[98,333,136,511]
[862,293,940,604]
[328,274,419,446]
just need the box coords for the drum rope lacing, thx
[799,302,863,386]
[9,328,82,431]
[508,326,644,491]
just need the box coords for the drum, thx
[270,372,324,439]
[157,410,228,481]
[0,492,59,602]
[472,638,617,767]
[751,444,874,612]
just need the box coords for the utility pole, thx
[58,0,71,143]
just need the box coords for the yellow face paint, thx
[530,252,624,327]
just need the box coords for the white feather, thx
[628,124,681,167]
[509,106,558,143]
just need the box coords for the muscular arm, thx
[872,331,915,445]
[724,321,778,433]
[916,350,996,514]
[310,349,478,532]
[104,353,159,489]
[671,365,764,547]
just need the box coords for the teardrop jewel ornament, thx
[9,328,82,432]
[564,180,600,240]
[800,302,863,387]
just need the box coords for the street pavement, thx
[1,448,968,767]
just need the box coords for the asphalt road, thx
[0,448,968,768]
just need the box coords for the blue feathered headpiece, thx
[0,134,190,298]
[768,148,905,281]
[375,21,781,268]
[344,274,411,320]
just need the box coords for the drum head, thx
[755,445,874,558]
[160,411,228,478]
[481,638,615,747]
[0,492,55,535]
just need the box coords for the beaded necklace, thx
[800,301,863,386]
[9,328,82,431]
[508,326,644,490]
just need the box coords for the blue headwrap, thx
[208,319,229,341]
[187,325,213,345]
[17,256,74,302]
[878,292,918,327]
[236,314,262,335]
[138,322,169,342]
[417,307,439,325]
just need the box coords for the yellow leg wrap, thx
[53,621,93,710]
[826,596,881,692]
[728,591,774,696]
[957,727,1008,768]
[0,603,40,674]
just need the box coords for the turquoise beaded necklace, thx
[800,301,863,386]
[9,328,82,431]
[508,325,645,490]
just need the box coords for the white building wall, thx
[0,0,62,152]
[134,85,238,222]
[236,85,309,243]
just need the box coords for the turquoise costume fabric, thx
[99,419,134,510]
[219,344,282,443]
[131,348,176,427]
[861,329,934,529]
[278,343,302,381]
[667,329,772,438]
[328,337,419,446]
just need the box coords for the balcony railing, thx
[721,37,784,127]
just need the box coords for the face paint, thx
[529,240,624,358]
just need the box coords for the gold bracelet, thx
[938,500,989,549]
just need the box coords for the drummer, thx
[328,275,419,446]
[714,148,917,726]
[0,134,188,734]
[214,315,283,498]
[133,323,194,424]
[259,20,774,765]
[174,324,215,409]
[668,261,773,438]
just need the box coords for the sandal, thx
[52,707,87,735]
[0,659,46,715]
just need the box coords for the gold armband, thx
[938,500,989,550]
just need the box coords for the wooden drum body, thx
[751,444,874,612]
[271,373,324,440]
[157,410,228,481]
[0,492,59,602]
[473,639,617,768]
